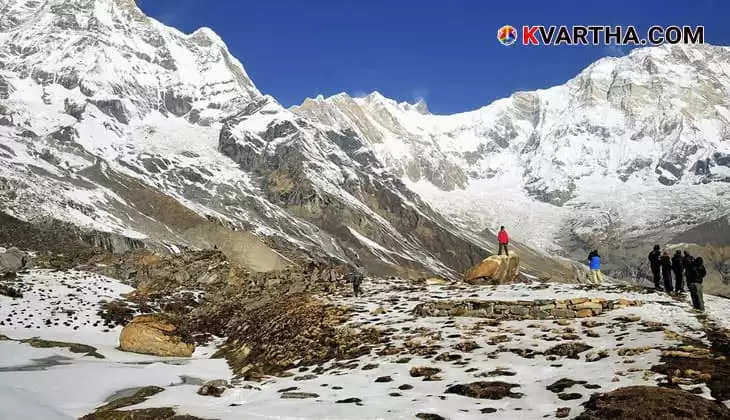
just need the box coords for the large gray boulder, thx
[0,247,28,274]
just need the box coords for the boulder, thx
[464,253,520,285]
[0,247,28,274]
[119,314,194,357]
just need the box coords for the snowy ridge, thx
[291,44,730,264]
[0,0,504,278]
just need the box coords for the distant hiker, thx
[497,226,509,256]
[672,250,684,293]
[683,251,695,283]
[648,245,662,290]
[588,250,602,284]
[688,257,706,311]
[659,251,673,293]
[347,268,364,297]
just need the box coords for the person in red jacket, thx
[497,226,509,256]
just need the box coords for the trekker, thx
[683,251,695,283]
[688,257,706,311]
[685,259,699,309]
[672,250,684,293]
[648,245,662,290]
[497,226,509,256]
[659,251,673,293]
[588,250,602,284]
[348,269,364,297]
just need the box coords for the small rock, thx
[410,366,441,378]
[546,378,587,393]
[585,350,609,362]
[556,407,570,418]
[416,414,446,420]
[558,392,582,400]
[294,374,318,381]
[545,342,592,359]
[453,340,480,352]
[374,376,393,383]
[398,384,414,390]
[281,392,319,399]
[336,397,362,404]
[197,379,228,397]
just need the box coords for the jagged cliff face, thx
[0,0,259,123]
[0,0,515,279]
[291,46,730,261]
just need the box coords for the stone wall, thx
[413,297,643,320]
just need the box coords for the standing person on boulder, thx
[687,257,706,311]
[672,250,684,293]
[660,251,673,293]
[648,245,662,290]
[588,250,602,284]
[497,226,509,256]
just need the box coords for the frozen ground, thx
[0,270,229,419]
[1,271,729,419]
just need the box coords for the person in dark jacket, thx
[347,269,364,297]
[659,251,673,293]
[685,259,699,309]
[683,251,695,284]
[648,245,662,290]
[688,257,706,311]
[672,250,684,293]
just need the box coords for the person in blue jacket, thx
[588,250,603,284]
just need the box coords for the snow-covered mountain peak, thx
[0,0,261,126]
[291,43,730,266]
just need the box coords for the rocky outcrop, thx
[214,294,380,379]
[119,314,194,357]
[87,99,131,124]
[575,386,730,419]
[413,297,643,320]
[0,247,27,274]
[464,254,520,285]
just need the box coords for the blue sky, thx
[137,0,729,114]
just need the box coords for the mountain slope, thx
[2,0,557,279]
[291,45,730,284]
